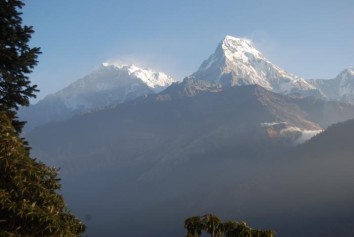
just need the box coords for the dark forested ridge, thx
[27,85,326,176]
[265,118,354,237]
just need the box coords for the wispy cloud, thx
[262,122,322,145]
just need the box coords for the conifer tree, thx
[0,0,41,133]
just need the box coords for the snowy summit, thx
[53,63,177,109]
[190,35,320,97]
[100,63,176,89]
[19,63,176,130]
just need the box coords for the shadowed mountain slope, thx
[26,84,354,236]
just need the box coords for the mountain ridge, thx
[307,67,354,103]
[20,35,354,131]
[19,64,176,131]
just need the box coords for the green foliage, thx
[184,214,275,237]
[0,0,41,133]
[0,111,86,236]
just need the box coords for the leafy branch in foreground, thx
[0,111,86,236]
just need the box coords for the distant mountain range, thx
[24,35,354,237]
[20,36,354,132]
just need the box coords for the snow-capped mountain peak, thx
[58,63,177,106]
[19,63,176,130]
[191,35,319,97]
[221,35,265,63]
[99,63,176,89]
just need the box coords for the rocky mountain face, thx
[19,64,176,131]
[28,83,354,176]
[27,85,324,172]
[308,67,354,104]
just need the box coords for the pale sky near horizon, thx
[22,0,354,102]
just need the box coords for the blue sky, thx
[23,0,354,101]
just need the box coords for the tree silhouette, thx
[184,214,275,237]
[223,221,242,237]
[202,214,223,237]
[184,216,204,237]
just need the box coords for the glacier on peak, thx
[190,35,319,97]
